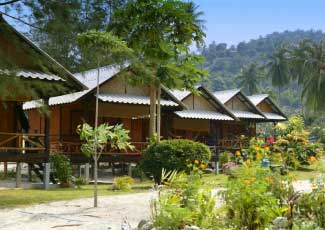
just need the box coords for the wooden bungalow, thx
[212,89,266,149]
[247,94,287,122]
[167,86,238,148]
[24,65,183,164]
[0,15,85,187]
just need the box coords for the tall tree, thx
[110,0,207,140]
[22,0,126,71]
[236,63,263,95]
[266,44,291,97]
[77,30,133,208]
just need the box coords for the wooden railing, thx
[50,141,147,155]
[0,132,45,152]
[216,137,249,150]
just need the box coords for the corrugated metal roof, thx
[23,65,121,110]
[23,90,89,110]
[230,110,265,119]
[74,65,121,88]
[0,69,63,81]
[175,110,233,120]
[98,94,178,106]
[247,94,269,106]
[213,89,240,104]
[169,89,192,101]
[263,112,287,121]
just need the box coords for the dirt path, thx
[0,192,157,230]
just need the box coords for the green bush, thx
[50,154,72,186]
[218,151,232,166]
[113,176,135,191]
[141,139,211,183]
[74,176,87,188]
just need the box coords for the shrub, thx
[218,151,232,166]
[222,164,282,230]
[50,154,72,186]
[74,176,87,188]
[141,139,211,183]
[152,170,222,229]
[113,176,135,191]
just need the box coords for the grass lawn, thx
[0,174,228,209]
[289,160,324,181]
[0,180,153,209]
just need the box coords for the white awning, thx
[230,110,265,119]
[263,112,287,121]
[175,110,233,120]
[98,94,179,106]
[0,69,63,81]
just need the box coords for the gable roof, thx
[24,65,183,110]
[0,15,86,92]
[213,89,241,104]
[213,89,266,120]
[247,94,287,121]
[169,86,237,121]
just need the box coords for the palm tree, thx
[236,63,263,95]
[298,39,325,111]
[266,43,290,97]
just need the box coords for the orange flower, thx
[256,153,262,159]
[252,176,257,181]
[254,146,260,151]
[246,159,251,164]
[265,177,274,184]
[200,163,207,170]
[194,159,200,165]
[310,156,317,162]
[235,150,241,156]
[264,146,270,152]
[243,179,250,185]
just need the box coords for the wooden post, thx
[43,98,50,190]
[4,162,7,178]
[16,162,21,188]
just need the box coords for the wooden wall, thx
[225,95,250,111]
[257,101,273,113]
[182,93,216,111]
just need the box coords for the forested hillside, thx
[199,30,325,114]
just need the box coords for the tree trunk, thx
[157,85,161,142]
[149,83,157,138]
[93,64,100,208]
[93,155,98,207]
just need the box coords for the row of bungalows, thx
[23,64,287,164]
[0,15,85,187]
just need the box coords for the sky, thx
[3,0,325,46]
[192,0,325,45]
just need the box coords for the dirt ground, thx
[0,192,157,230]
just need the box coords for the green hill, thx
[199,30,325,114]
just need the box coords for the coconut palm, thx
[236,63,263,95]
[266,43,291,96]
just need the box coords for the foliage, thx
[236,63,264,95]
[74,177,87,188]
[297,177,325,228]
[222,164,282,230]
[141,139,211,183]
[19,0,127,72]
[218,151,232,166]
[152,169,222,229]
[50,154,72,185]
[77,30,133,70]
[77,123,133,159]
[113,176,135,191]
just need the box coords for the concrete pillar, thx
[43,162,50,190]
[16,162,22,188]
[85,163,90,183]
[128,163,132,177]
